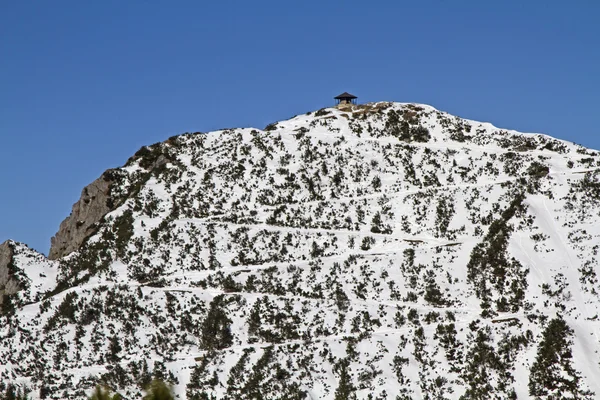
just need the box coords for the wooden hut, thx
[334,92,358,105]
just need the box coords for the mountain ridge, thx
[1,101,600,399]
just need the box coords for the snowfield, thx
[1,102,600,399]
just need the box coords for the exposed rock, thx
[49,172,121,260]
[0,240,20,305]
[48,146,171,260]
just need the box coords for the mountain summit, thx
[1,102,600,399]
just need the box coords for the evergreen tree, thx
[460,327,515,399]
[143,380,174,400]
[1,384,29,400]
[528,317,594,399]
[201,295,233,350]
[333,358,357,400]
[88,385,122,400]
[108,335,122,363]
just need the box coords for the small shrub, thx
[264,123,278,131]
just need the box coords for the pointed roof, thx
[334,92,357,100]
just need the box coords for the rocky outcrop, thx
[49,172,120,260]
[0,241,20,306]
[48,144,173,260]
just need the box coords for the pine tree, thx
[528,317,594,399]
[143,380,174,400]
[88,385,122,400]
[460,326,515,399]
[201,295,233,350]
[333,358,357,400]
[1,384,29,400]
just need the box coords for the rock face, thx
[48,151,167,260]
[0,241,19,306]
[48,175,114,260]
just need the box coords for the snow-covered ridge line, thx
[1,102,600,399]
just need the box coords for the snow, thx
[1,102,600,399]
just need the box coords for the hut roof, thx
[334,92,358,100]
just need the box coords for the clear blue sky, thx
[1,1,599,255]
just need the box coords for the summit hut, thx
[334,92,358,105]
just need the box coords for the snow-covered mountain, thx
[2,102,600,399]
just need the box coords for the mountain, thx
[1,102,600,399]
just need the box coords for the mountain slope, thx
[1,102,600,399]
